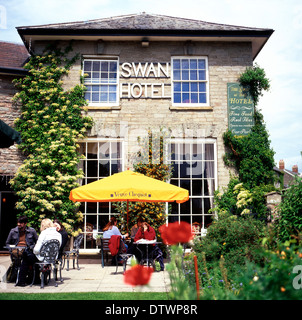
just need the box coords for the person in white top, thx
[34,219,62,261]
[16,218,62,286]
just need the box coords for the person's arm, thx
[33,231,45,255]
[134,229,142,242]
[112,226,122,236]
[146,227,156,240]
[5,230,14,246]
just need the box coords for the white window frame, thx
[171,56,210,107]
[166,138,217,234]
[78,138,124,252]
[82,57,119,107]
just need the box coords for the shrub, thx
[276,177,302,243]
[193,212,267,273]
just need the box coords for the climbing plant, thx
[115,129,172,238]
[10,44,93,234]
[214,65,275,220]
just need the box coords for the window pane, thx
[182,93,189,103]
[182,70,189,80]
[174,93,181,103]
[109,62,117,71]
[205,144,214,160]
[173,59,181,69]
[191,93,198,103]
[109,92,116,102]
[84,61,92,71]
[101,93,108,102]
[199,82,206,92]
[173,70,181,80]
[92,93,99,102]
[198,70,206,80]
[190,59,197,69]
[182,82,189,92]
[174,82,181,92]
[92,61,100,71]
[182,59,189,69]
[101,61,109,71]
[199,93,207,103]
[198,59,206,69]
[191,83,198,92]
[190,70,197,80]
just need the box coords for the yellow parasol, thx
[69,170,189,229]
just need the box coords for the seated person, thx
[6,215,38,259]
[16,218,62,287]
[127,217,143,255]
[53,219,69,259]
[102,217,128,239]
[102,217,129,264]
[134,222,164,271]
[130,217,143,240]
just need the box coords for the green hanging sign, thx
[227,83,254,135]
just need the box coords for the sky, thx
[0,0,301,172]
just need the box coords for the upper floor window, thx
[171,57,209,107]
[83,58,119,106]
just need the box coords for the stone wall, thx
[29,39,253,189]
[0,74,24,176]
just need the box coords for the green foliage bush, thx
[276,177,302,242]
[10,44,93,234]
[193,212,267,273]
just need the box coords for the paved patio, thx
[0,254,170,293]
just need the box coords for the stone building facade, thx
[1,13,273,249]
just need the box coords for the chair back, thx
[73,234,84,250]
[101,238,110,253]
[39,239,60,263]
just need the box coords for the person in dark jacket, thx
[53,219,69,259]
[6,215,38,249]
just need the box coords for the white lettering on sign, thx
[120,62,170,99]
[120,62,169,78]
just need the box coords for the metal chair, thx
[30,239,61,289]
[104,235,133,274]
[62,233,83,271]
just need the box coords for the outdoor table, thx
[134,240,161,267]
[3,245,27,285]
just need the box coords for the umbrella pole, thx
[127,200,129,233]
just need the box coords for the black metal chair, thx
[30,239,61,289]
[62,233,84,271]
[101,236,133,274]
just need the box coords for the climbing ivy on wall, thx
[10,44,93,234]
[214,65,276,220]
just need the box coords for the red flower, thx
[123,265,153,286]
[159,221,194,245]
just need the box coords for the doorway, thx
[0,192,18,250]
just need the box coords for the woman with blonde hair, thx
[16,218,62,287]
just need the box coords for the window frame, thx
[166,138,217,234]
[78,138,124,251]
[82,57,120,108]
[171,56,210,107]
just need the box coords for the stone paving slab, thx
[0,255,170,293]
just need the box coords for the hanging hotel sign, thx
[227,83,255,135]
[120,62,171,99]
